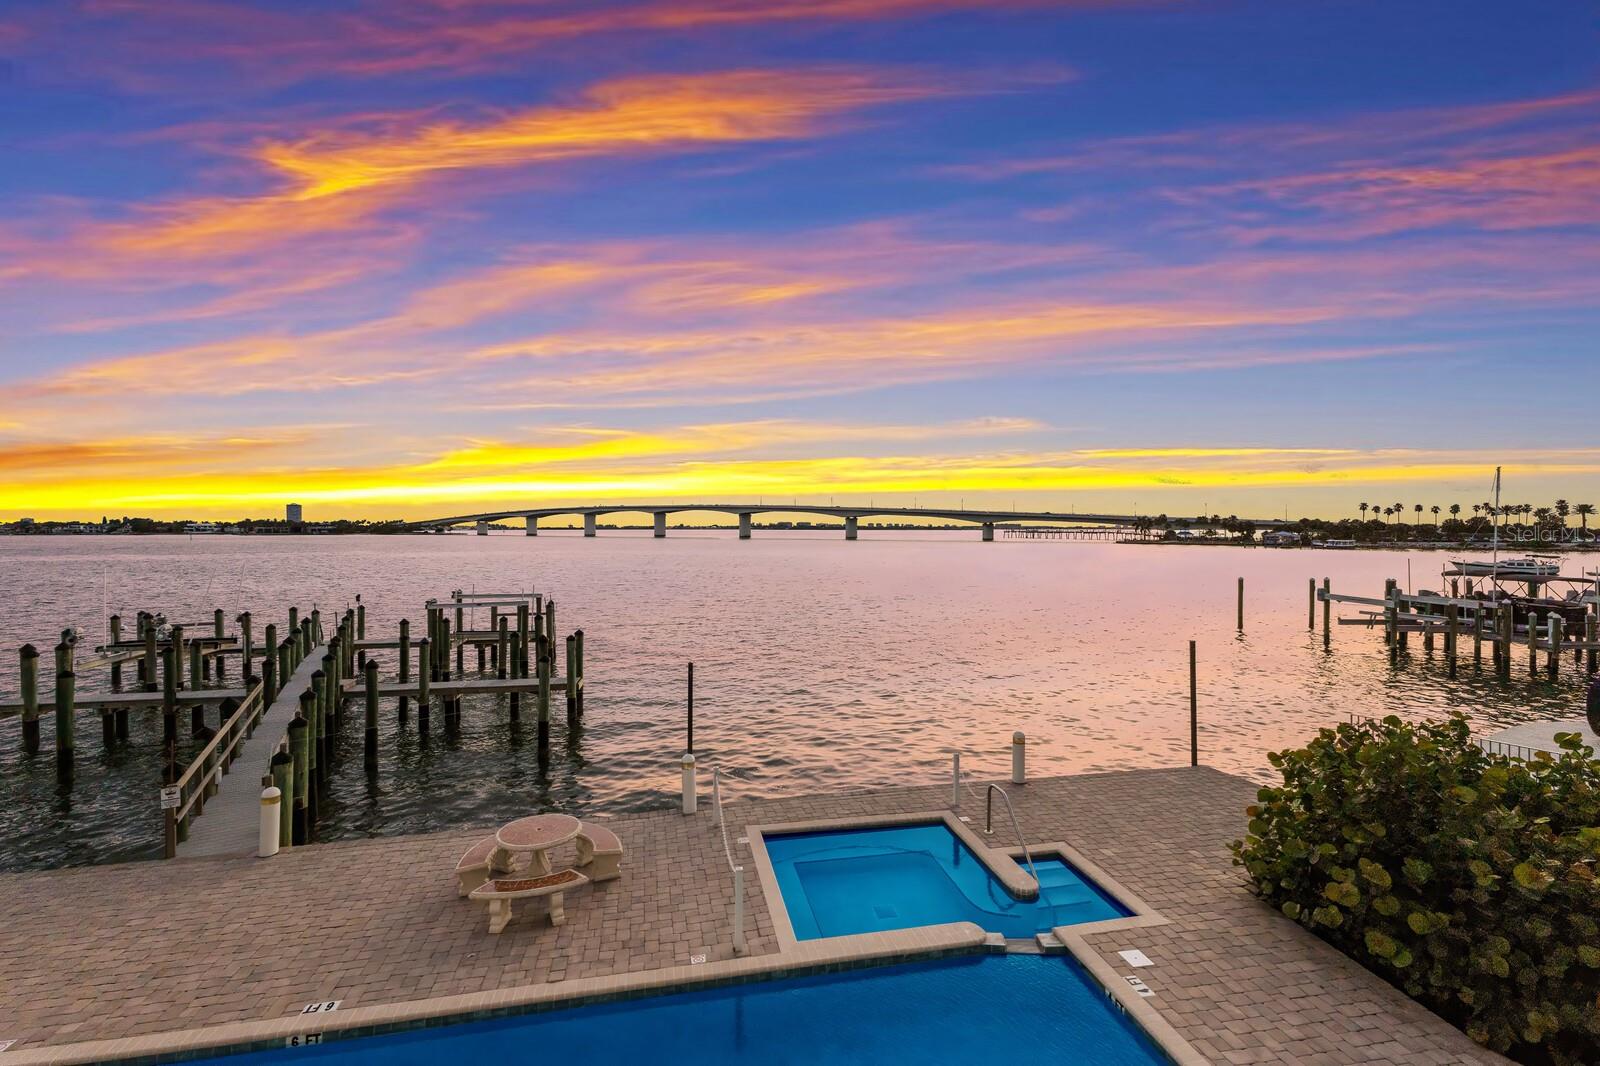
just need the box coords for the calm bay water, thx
[0,533,1587,871]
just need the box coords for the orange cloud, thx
[8,67,932,281]
[259,69,935,200]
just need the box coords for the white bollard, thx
[681,752,698,814]
[1012,731,1026,784]
[258,784,281,857]
[950,751,961,809]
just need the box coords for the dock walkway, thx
[1481,717,1600,758]
[181,645,327,858]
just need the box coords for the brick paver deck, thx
[0,767,1505,1064]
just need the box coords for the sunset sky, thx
[2,0,1597,521]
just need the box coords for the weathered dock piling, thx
[417,636,431,734]
[364,659,380,769]
[565,634,578,721]
[1188,640,1198,767]
[109,614,123,688]
[163,644,179,743]
[397,619,411,723]
[55,645,75,780]
[19,644,40,755]
[537,635,551,755]
[289,712,310,845]
[271,750,294,849]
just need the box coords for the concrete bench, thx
[469,869,589,933]
[575,823,623,882]
[454,834,504,897]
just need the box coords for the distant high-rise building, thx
[286,503,303,524]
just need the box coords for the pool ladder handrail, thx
[984,783,1040,891]
[710,768,748,955]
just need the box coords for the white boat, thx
[1320,538,1357,549]
[1449,467,1563,578]
[1450,556,1561,577]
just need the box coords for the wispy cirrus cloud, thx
[20,215,1600,410]
[4,0,1098,89]
[949,86,1600,242]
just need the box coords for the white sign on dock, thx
[1118,949,1153,968]
[159,786,180,810]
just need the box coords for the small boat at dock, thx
[1448,555,1561,578]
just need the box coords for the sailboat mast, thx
[1491,466,1501,573]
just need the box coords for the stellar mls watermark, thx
[1502,528,1597,544]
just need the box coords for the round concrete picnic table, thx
[494,813,581,875]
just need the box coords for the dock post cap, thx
[19,643,37,658]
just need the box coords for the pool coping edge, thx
[745,808,1209,1066]
[0,924,990,1066]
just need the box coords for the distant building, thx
[1261,530,1301,547]
[286,503,303,524]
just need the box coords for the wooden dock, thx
[181,647,326,858]
[0,687,246,716]
[337,676,571,698]
[1314,574,1600,680]
[2,587,591,864]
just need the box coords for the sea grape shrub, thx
[1232,715,1600,1065]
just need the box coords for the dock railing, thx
[710,768,747,955]
[1345,712,1545,763]
[163,677,267,858]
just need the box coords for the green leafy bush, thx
[1232,714,1600,1065]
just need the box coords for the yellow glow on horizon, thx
[5,427,1598,521]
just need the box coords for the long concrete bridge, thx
[411,505,1290,541]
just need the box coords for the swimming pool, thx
[193,955,1170,1065]
[764,822,1129,939]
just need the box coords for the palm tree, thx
[1431,505,1441,530]
[1555,499,1570,533]
[1449,504,1460,520]
[1360,502,1369,522]
[1414,503,1423,527]
[1577,503,1595,537]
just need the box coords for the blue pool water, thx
[765,823,1129,939]
[194,955,1168,1064]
